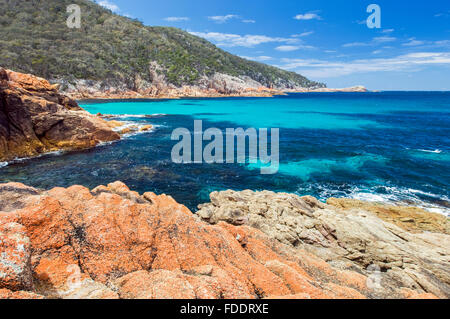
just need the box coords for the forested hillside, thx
[0,0,324,90]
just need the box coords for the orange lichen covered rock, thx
[0,288,44,299]
[0,222,32,291]
[0,182,444,299]
[0,68,120,162]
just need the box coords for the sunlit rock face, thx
[0,181,446,299]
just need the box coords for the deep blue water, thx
[0,92,449,214]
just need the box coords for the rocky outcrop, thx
[197,190,449,299]
[0,182,444,299]
[286,85,368,93]
[57,74,366,100]
[55,72,284,100]
[0,68,120,162]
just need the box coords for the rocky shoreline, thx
[54,72,367,100]
[0,181,447,299]
[1,68,447,300]
[0,68,122,162]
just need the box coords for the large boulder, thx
[197,190,449,299]
[0,68,120,161]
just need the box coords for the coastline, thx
[1,69,449,300]
[0,181,448,299]
[62,85,368,101]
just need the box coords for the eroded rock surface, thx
[0,182,370,299]
[197,190,449,299]
[0,68,120,161]
[0,182,446,299]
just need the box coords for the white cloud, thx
[242,19,256,23]
[382,29,395,33]
[189,31,299,47]
[240,56,273,62]
[97,0,119,12]
[276,45,301,52]
[402,38,425,47]
[279,52,450,78]
[292,31,314,37]
[294,13,322,21]
[343,36,396,47]
[342,42,370,48]
[373,36,397,43]
[276,44,315,52]
[208,14,239,23]
[164,17,190,22]
[433,40,450,46]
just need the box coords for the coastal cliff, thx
[0,68,120,162]
[0,0,325,101]
[0,181,447,299]
[56,75,367,100]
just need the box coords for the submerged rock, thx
[0,68,120,161]
[0,182,445,299]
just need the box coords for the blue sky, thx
[95,0,450,90]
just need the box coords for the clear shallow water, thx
[0,92,449,215]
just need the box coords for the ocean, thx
[1,92,449,215]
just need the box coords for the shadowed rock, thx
[0,68,120,162]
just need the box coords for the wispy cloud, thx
[342,42,370,48]
[164,17,190,22]
[402,38,425,47]
[97,0,119,12]
[434,10,450,18]
[294,13,322,21]
[279,52,450,78]
[382,29,395,34]
[208,15,256,24]
[189,31,299,47]
[208,14,239,23]
[292,31,314,37]
[275,44,316,52]
[373,36,397,43]
[343,36,396,47]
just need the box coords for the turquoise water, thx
[0,92,449,214]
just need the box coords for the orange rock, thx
[0,288,44,299]
[0,181,435,299]
[0,222,33,291]
[0,68,120,162]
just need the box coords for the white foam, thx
[302,184,450,217]
[349,186,450,217]
[418,149,442,154]
[0,162,8,168]
[108,113,167,119]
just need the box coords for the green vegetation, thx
[0,0,324,89]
